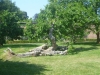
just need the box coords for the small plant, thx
[67,41,75,54]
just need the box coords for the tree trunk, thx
[96,32,99,43]
[5,44,48,57]
[0,37,5,46]
[5,46,68,57]
[48,24,57,50]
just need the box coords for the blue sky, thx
[12,0,48,18]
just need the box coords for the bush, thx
[76,39,96,43]
[67,42,75,54]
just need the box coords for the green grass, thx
[0,42,100,75]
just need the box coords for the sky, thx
[12,0,48,18]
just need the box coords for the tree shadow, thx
[74,42,97,46]
[73,47,98,54]
[0,59,48,75]
[69,42,99,54]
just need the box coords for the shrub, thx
[67,42,75,54]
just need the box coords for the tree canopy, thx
[0,0,28,45]
[25,0,100,43]
[1,0,100,45]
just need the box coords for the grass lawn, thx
[0,42,100,75]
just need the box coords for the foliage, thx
[24,19,35,40]
[56,2,89,40]
[67,41,75,54]
[34,10,50,39]
[32,0,90,42]
[0,0,28,45]
[25,0,100,44]
[87,0,100,43]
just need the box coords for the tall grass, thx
[0,42,100,75]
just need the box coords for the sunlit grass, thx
[0,43,100,75]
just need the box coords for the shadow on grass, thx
[73,47,98,54]
[74,42,97,46]
[0,59,48,75]
[69,42,99,55]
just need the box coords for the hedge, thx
[6,40,48,44]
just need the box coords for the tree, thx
[0,0,28,45]
[33,10,50,40]
[0,10,8,45]
[86,0,100,43]
[57,0,100,43]
[24,19,35,40]
[57,2,89,42]
[34,0,89,43]
[24,0,100,45]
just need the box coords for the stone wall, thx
[86,31,97,39]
